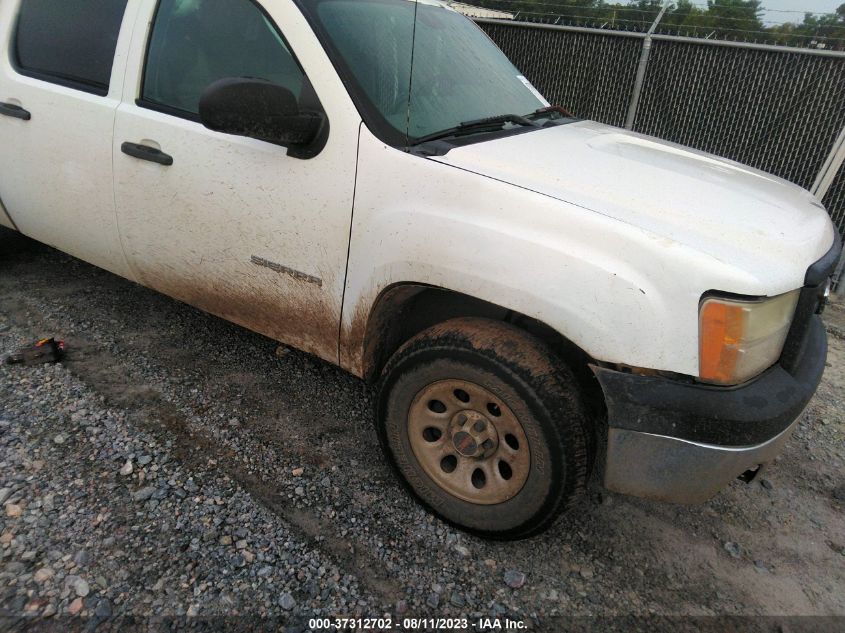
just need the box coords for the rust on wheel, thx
[408,379,531,505]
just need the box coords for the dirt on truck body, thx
[1,229,844,625]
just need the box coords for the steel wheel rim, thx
[407,379,531,505]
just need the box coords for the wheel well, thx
[361,284,607,422]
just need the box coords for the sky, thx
[760,0,842,24]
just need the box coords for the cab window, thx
[14,0,129,95]
[142,0,305,117]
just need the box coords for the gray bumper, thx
[596,235,837,505]
[594,312,827,504]
[603,416,801,504]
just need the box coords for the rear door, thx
[0,0,136,279]
[113,0,361,363]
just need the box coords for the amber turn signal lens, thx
[699,291,799,386]
[699,301,746,385]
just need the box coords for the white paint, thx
[433,121,835,298]
[0,0,139,279]
[0,0,836,383]
[345,125,830,377]
[111,0,361,363]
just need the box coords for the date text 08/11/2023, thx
[308,617,528,630]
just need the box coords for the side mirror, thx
[199,77,326,157]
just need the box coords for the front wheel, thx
[375,318,591,539]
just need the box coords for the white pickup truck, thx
[0,0,840,539]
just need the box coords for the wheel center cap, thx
[452,431,478,457]
[449,410,499,459]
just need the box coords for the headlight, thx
[699,290,800,385]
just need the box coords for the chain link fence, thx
[824,166,845,247]
[483,23,642,127]
[478,19,845,264]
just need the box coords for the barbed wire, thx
[480,1,753,17]
[484,5,827,27]
[505,9,843,30]
[473,0,842,19]
[660,21,845,40]
[467,1,844,35]
[507,10,845,43]
[459,0,845,48]
[686,2,838,14]
[513,10,651,23]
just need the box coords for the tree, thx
[769,3,845,48]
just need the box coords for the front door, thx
[114,0,360,363]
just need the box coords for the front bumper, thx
[594,310,828,504]
[593,229,840,504]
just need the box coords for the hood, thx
[432,120,836,291]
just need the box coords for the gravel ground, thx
[1,227,844,631]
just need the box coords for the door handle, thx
[0,102,31,121]
[121,142,173,166]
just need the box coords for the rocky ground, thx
[0,227,843,632]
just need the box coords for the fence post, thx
[812,124,845,295]
[624,2,672,130]
[812,124,845,201]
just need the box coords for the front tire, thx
[375,318,591,539]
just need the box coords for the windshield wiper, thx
[525,105,576,121]
[411,114,538,146]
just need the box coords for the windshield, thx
[302,0,548,145]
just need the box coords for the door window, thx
[142,0,305,117]
[14,0,129,95]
